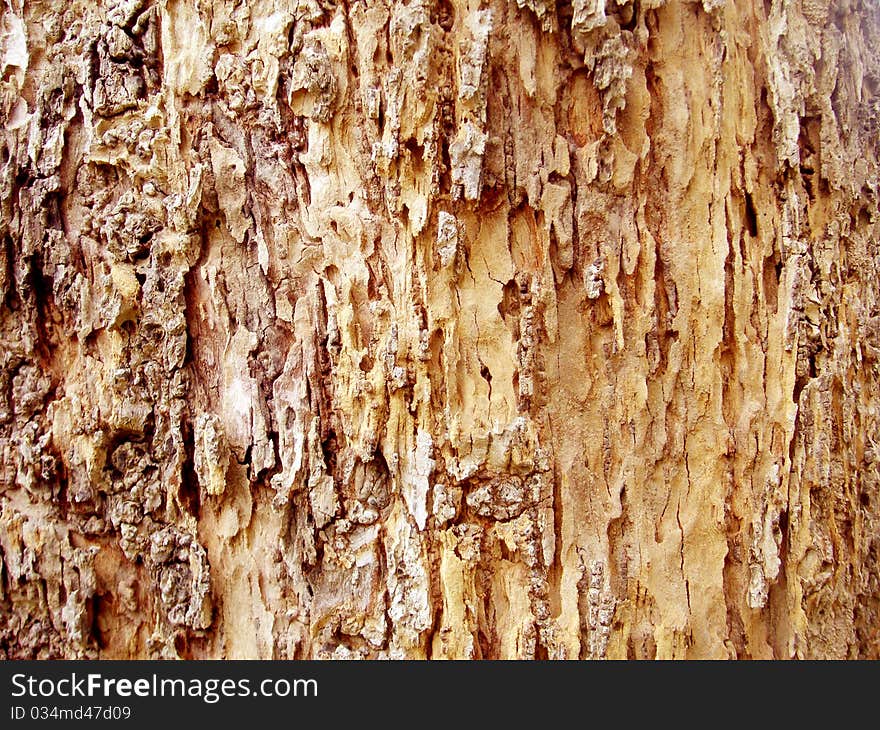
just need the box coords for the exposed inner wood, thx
[1,0,878,659]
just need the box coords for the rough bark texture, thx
[1,0,879,659]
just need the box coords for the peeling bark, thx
[1,0,879,659]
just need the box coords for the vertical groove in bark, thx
[1,0,878,659]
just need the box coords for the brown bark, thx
[1,0,879,659]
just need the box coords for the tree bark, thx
[1,0,879,659]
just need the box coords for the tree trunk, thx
[1,0,878,660]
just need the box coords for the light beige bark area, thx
[1,0,879,659]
